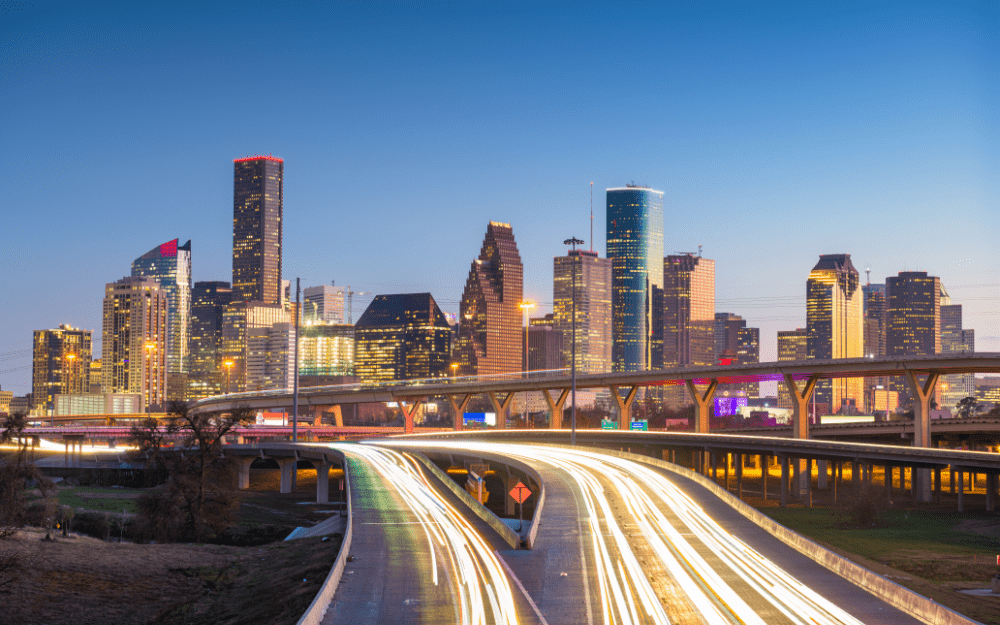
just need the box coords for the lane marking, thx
[495,550,551,625]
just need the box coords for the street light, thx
[144,342,156,417]
[223,359,234,394]
[450,362,459,378]
[564,236,584,445]
[519,300,535,428]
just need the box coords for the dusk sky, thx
[2,1,997,396]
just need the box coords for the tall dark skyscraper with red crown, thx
[232,156,283,304]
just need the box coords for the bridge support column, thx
[446,394,471,431]
[541,389,569,430]
[278,459,295,494]
[905,370,939,503]
[784,373,819,498]
[238,458,253,490]
[780,456,789,507]
[685,379,718,434]
[610,386,640,431]
[957,468,965,512]
[316,463,332,504]
[761,454,768,501]
[934,467,942,504]
[817,460,827,490]
[885,464,893,505]
[398,398,425,435]
[805,458,813,508]
[735,455,743,499]
[986,473,997,512]
[487,392,514,430]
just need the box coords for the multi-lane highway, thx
[374,441,933,625]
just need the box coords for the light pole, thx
[450,362,459,379]
[60,353,77,426]
[519,300,535,428]
[223,359,234,394]
[564,237,584,445]
[144,342,156,417]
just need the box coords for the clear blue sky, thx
[1,1,997,396]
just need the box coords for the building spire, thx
[589,182,593,252]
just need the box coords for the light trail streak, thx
[380,441,870,625]
[331,444,520,625]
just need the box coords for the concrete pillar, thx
[832,461,839,504]
[805,458,813,508]
[761,454,768,501]
[780,456,789,507]
[312,406,326,427]
[316,463,332,504]
[724,453,731,491]
[610,386,640,431]
[905,370,940,503]
[885,464,893,505]
[852,460,859,492]
[817,460,828,490]
[736,454,743,499]
[684,379,718,434]
[279,459,295,494]
[711,452,718,483]
[934,467,942,504]
[957,468,964,512]
[446,393,471,431]
[487,392,514,430]
[238,458,253,490]
[986,473,997,513]
[783,373,819,498]
[541,388,569,430]
[398,398,425,434]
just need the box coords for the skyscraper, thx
[527,315,565,371]
[303,284,346,325]
[553,250,612,374]
[221,301,288,392]
[714,313,745,363]
[188,281,233,399]
[355,293,452,382]
[661,254,715,406]
[454,222,523,376]
[806,254,863,413]
[232,156,283,305]
[101,277,169,410]
[131,239,192,390]
[886,271,940,409]
[299,324,355,376]
[32,325,92,414]
[940,299,974,411]
[777,328,808,409]
[607,186,663,372]
[246,322,296,391]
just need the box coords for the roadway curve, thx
[378,441,933,625]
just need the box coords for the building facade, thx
[806,254,863,413]
[101,277,169,410]
[355,293,451,382]
[454,222,523,376]
[606,186,663,372]
[303,284,346,325]
[221,301,289,392]
[553,250,612,374]
[939,299,974,411]
[188,281,233,399]
[232,156,283,305]
[776,328,808,409]
[526,318,564,371]
[31,325,92,414]
[130,239,192,384]
[714,313,744,363]
[299,324,355,376]
[886,271,940,409]
[246,322,296,391]
[660,254,715,405]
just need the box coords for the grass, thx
[56,486,141,514]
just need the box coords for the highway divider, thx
[409,452,521,550]
[296,455,353,625]
[600,447,982,625]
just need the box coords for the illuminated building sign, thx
[714,397,747,417]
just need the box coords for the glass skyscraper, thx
[233,156,283,305]
[553,250,612,374]
[607,186,663,372]
[355,293,451,382]
[188,281,233,399]
[101,277,169,410]
[32,325,92,414]
[806,254,863,412]
[131,238,192,377]
[886,271,940,409]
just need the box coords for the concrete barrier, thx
[597,447,983,625]
[296,456,354,625]
[410,452,520,549]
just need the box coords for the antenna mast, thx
[589,182,594,252]
[865,267,871,286]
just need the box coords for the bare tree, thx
[1,413,52,540]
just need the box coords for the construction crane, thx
[346,287,370,325]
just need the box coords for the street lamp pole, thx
[144,342,156,418]
[223,360,233,395]
[519,301,535,428]
[292,278,300,444]
[564,237,584,445]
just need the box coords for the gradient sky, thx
[2,1,997,396]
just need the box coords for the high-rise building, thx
[526,316,564,371]
[300,324,354,376]
[32,325,92,414]
[232,156,283,305]
[221,301,288,392]
[714,313,745,363]
[660,254,715,406]
[246,322,296,391]
[303,284,346,325]
[885,271,940,409]
[88,359,102,393]
[101,277,169,410]
[938,286,973,411]
[454,222,523,376]
[862,282,888,411]
[736,326,760,398]
[606,186,663,372]
[355,293,452,382]
[777,328,808,409]
[188,281,233,399]
[553,250,612,374]
[806,254,863,413]
[131,239,192,379]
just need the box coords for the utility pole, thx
[291,278,300,490]
[564,236,584,445]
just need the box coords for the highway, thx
[378,441,930,625]
[322,444,541,625]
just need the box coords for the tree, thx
[129,401,255,542]
[1,413,53,540]
[956,396,978,419]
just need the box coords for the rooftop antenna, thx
[865,267,871,286]
[589,182,594,252]
[698,244,702,257]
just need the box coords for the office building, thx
[300,324,355,376]
[526,316,564,371]
[0,388,12,415]
[188,281,234,399]
[940,296,975,411]
[355,293,451,382]
[886,271,940,409]
[246,322,296,391]
[101,277,169,410]
[606,186,663,372]
[131,239,192,390]
[553,250,612,374]
[736,326,760,397]
[714,313,744,363]
[54,393,142,416]
[862,282,888,411]
[454,222,523,376]
[806,254,863,413]
[303,284,346,325]
[661,254,715,405]
[31,325,92,414]
[232,156,283,304]
[221,301,288,392]
[777,328,808,409]
[88,359,102,393]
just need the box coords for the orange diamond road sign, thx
[509,481,531,504]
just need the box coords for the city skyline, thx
[2,2,998,396]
